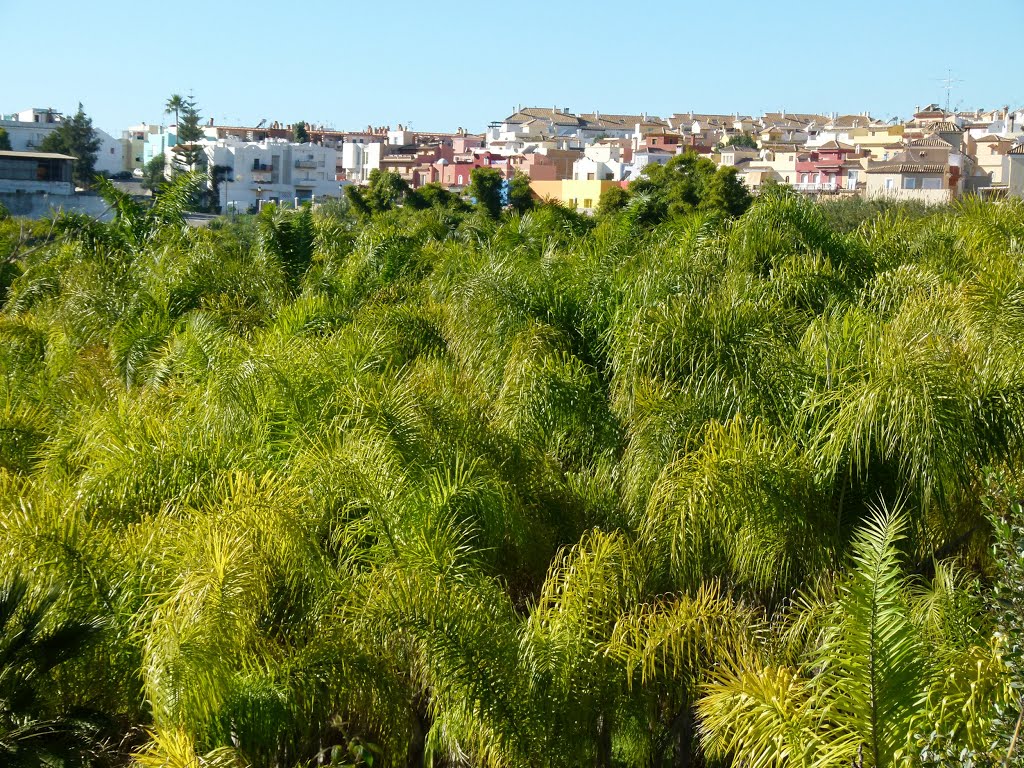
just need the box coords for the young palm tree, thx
[164,94,185,129]
[698,506,1012,768]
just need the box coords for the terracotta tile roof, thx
[917,121,963,132]
[867,144,951,173]
[829,114,876,127]
[759,142,804,151]
[866,162,947,174]
[760,121,804,131]
[504,108,582,126]
[815,140,856,151]
[762,112,830,125]
[671,113,740,125]
[579,113,665,129]
[906,135,954,148]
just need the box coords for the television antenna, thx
[933,69,963,115]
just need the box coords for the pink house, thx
[794,141,864,191]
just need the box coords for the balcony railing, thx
[250,169,273,182]
[295,159,319,169]
[794,182,839,192]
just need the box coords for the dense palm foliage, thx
[0,179,1022,766]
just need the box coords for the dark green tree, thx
[597,185,630,217]
[0,128,11,151]
[415,182,469,211]
[141,153,167,194]
[365,169,409,213]
[172,97,205,171]
[723,133,758,149]
[38,103,101,188]
[469,166,503,219]
[345,184,372,217]
[701,167,752,218]
[507,172,535,215]
[633,150,719,219]
[209,164,232,214]
[292,121,310,143]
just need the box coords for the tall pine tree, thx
[171,97,206,171]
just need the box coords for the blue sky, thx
[4,0,1022,136]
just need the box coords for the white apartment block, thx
[201,138,348,211]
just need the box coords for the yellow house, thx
[530,179,620,213]
[845,124,905,160]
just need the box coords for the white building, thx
[340,141,383,184]
[201,138,348,211]
[573,142,629,182]
[1,107,124,176]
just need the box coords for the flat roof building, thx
[0,150,76,195]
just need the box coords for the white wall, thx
[0,119,58,151]
[93,128,124,175]
[1,119,123,175]
[202,138,347,210]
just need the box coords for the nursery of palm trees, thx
[0,178,1022,767]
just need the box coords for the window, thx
[922,177,942,190]
[903,177,917,190]
[801,173,808,183]
[885,178,895,190]
[584,198,593,208]
[587,172,595,180]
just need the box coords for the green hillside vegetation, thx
[0,175,1021,767]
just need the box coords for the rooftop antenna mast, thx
[934,69,963,115]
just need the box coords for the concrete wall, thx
[0,179,73,195]
[0,191,112,220]
[864,176,953,204]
